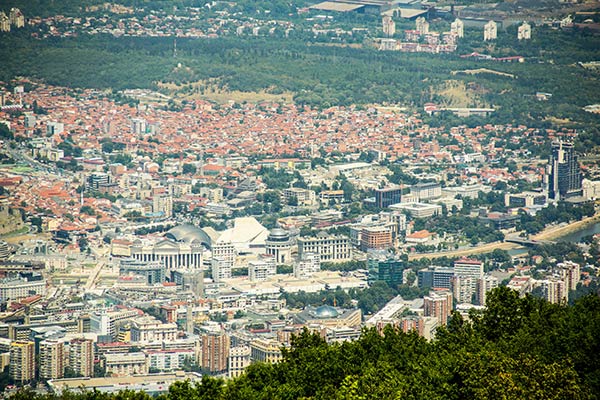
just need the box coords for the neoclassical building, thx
[130,225,209,270]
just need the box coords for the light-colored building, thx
[389,202,442,218]
[297,233,352,263]
[476,274,498,306]
[248,256,277,282]
[454,258,483,295]
[0,12,10,32]
[104,352,148,376]
[411,182,442,201]
[0,277,46,301]
[69,338,94,378]
[250,338,283,364]
[416,16,429,34]
[382,15,395,37]
[228,346,251,378]
[145,349,195,372]
[451,18,464,38]
[39,340,65,380]
[9,8,24,28]
[90,308,141,339]
[484,20,497,41]
[423,291,453,325]
[282,187,316,206]
[518,22,531,40]
[130,317,178,343]
[294,253,321,279]
[130,225,206,271]
[583,179,600,200]
[265,228,293,265]
[9,341,35,383]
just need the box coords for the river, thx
[506,221,600,257]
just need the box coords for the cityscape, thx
[1,0,600,398]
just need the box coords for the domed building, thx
[265,228,292,265]
[294,304,361,328]
[129,224,210,271]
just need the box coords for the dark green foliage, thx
[7,288,600,399]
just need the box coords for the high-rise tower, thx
[548,141,583,200]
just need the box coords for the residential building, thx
[39,339,65,380]
[199,326,230,373]
[548,141,583,200]
[9,341,35,384]
[119,258,165,285]
[90,308,141,339]
[382,15,395,37]
[423,291,453,325]
[69,338,94,378]
[451,275,475,304]
[145,349,195,372]
[9,8,24,28]
[484,20,497,41]
[0,12,10,32]
[248,256,276,282]
[453,258,483,295]
[294,252,321,279]
[476,275,498,306]
[451,18,464,38]
[518,22,531,40]
[416,16,429,34]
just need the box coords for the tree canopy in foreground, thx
[7,287,600,399]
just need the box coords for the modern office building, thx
[548,141,583,200]
[418,266,454,289]
[9,340,35,383]
[368,255,404,287]
[119,258,165,285]
[360,226,393,251]
[374,186,403,208]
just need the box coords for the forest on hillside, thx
[7,287,600,400]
